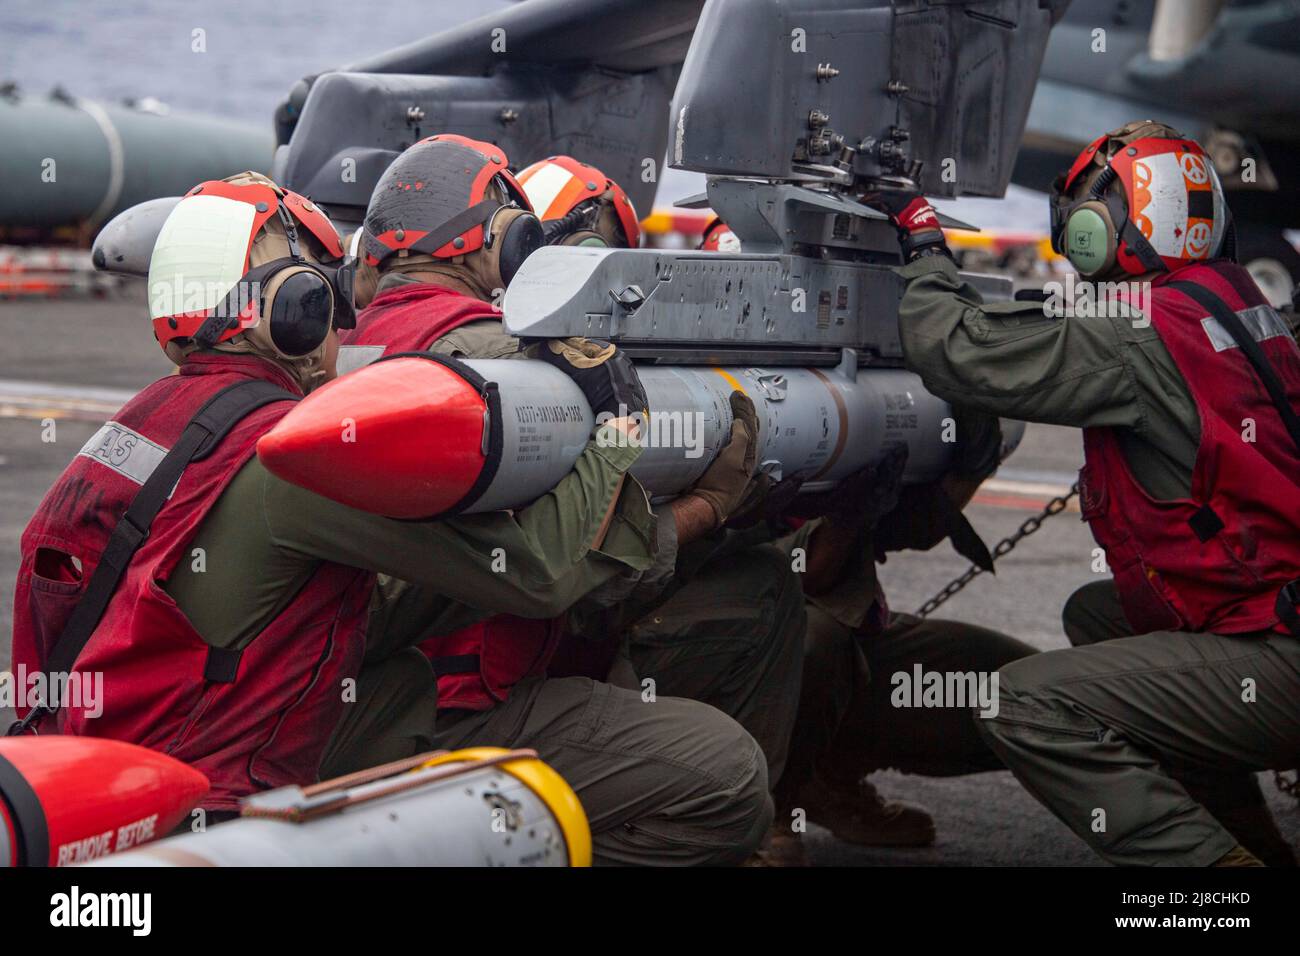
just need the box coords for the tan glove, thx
[686,391,760,527]
[532,337,649,421]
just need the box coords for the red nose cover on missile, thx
[0,737,209,866]
[258,355,490,518]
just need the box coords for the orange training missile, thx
[0,736,209,866]
[258,354,493,519]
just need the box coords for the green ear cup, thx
[1066,206,1111,276]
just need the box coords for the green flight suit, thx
[769,456,1037,817]
[166,423,654,766]
[167,420,772,865]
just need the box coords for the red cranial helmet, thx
[148,172,352,364]
[700,217,740,253]
[361,135,543,286]
[1049,121,1230,279]
[518,155,641,248]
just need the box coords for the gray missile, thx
[464,353,959,509]
[262,351,1013,519]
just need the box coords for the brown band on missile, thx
[303,751,448,797]
[134,844,218,867]
[808,368,848,481]
[241,748,542,822]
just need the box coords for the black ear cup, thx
[320,258,357,329]
[497,213,545,286]
[269,269,335,356]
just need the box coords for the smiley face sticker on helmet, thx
[1185,220,1214,260]
[1179,152,1218,262]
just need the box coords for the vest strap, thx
[9,379,296,734]
[428,654,481,676]
[203,646,243,684]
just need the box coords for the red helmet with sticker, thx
[1049,121,1230,278]
[362,134,533,267]
[518,155,641,248]
[700,217,740,253]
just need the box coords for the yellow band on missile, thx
[419,747,592,867]
[712,368,746,395]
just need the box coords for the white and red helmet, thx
[518,155,641,248]
[1050,121,1231,277]
[148,174,351,356]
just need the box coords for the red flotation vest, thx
[11,354,373,810]
[344,282,561,709]
[1079,260,1300,635]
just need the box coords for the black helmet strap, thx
[406,198,503,259]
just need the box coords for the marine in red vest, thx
[9,172,661,817]
[514,154,811,854]
[877,121,1300,866]
[342,138,769,713]
[341,135,566,709]
[338,139,799,867]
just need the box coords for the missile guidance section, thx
[0,737,209,867]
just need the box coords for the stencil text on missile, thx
[595,407,706,459]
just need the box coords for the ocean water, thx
[0,0,512,124]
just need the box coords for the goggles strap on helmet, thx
[275,202,305,262]
[542,206,593,244]
[1090,169,1166,273]
[193,258,286,349]
[408,198,502,259]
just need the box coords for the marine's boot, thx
[796,773,936,847]
[1213,803,1296,867]
[743,824,811,867]
[1213,845,1264,867]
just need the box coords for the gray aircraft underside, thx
[273,0,1070,233]
[96,2,1057,501]
[270,0,1066,367]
